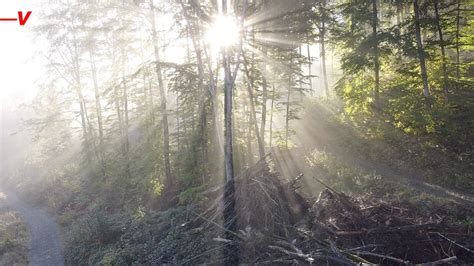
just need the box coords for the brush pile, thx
[199,155,474,264]
[306,188,474,264]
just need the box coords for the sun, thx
[205,15,241,50]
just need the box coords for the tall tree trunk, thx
[141,53,150,122]
[401,1,406,27]
[269,78,276,148]
[372,0,380,104]
[320,23,329,98]
[112,47,124,142]
[209,57,223,155]
[306,36,313,94]
[89,51,106,176]
[89,51,104,147]
[180,0,214,171]
[455,0,461,81]
[76,88,88,144]
[77,92,88,150]
[246,104,253,164]
[298,46,304,101]
[260,49,268,147]
[211,63,223,154]
[148,78,155,124]
[142,70,153,125]
[260,2,268,147]
[222,0,239,264]
[71,32,91,163]
[318,0,329,98]
[396,0,401,28]
[191,23,209,181]
[434,0,449,101]
[150,1,172,187]
[223,43,239,266]
[114,86,124,141]
[121,48,131,177]
[413,0,431,102]
[176,96,181,153]
[243,54,265,159]
[285,78,291,149]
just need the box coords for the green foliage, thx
[65,206,214,265]
[306,148,382,193]
[9,0,472,264]
[150,179,164,197]
[178,185,206,204]
[0,198,29,265]
[302,102,473,193]
[332,0,473,164]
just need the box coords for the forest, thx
[0,0,473,265]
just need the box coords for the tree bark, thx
[148,78,155,124]
[114,86,124,142]
[71,31,91,163]
[269,78,276,148]
[190,19,209,181]
[222,0,239,264]
[413,0,431,102]
[260,50,268,147]
[319,0,329,98]
[306,36,313,94]
[396,0,401,28]
[89,50,106,175]
[320,24,329,98]
[243,54,265,159]
[285,78,291,149]
[89,51,104,147]
[223,46,239,266]
[456,0,461,80]
[150,1,172,187]
[121,47,131,177]
[433,0,449,101]
[372,0,380,104]
[246,104,253,164]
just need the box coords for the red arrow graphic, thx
[0,11,32,26]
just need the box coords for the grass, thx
[0,192,29,266]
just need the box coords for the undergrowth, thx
[63,204,215,265]
[0,193,29,266]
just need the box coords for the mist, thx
[0,0,473,265]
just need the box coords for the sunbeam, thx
[1,0,473,265]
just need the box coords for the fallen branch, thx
[421,256,458,265]
[268,245,354,265]
[334,223,439,236]
[354,251,410,265]
[434,232,474,254]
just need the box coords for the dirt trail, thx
[274,102,474,207]
[1,189,64,266]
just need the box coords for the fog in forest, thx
[0,0,473,265]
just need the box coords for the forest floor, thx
[46,99,474,264]
[224,100,474,264]
[0,188,64,266]
[274,100,474,207]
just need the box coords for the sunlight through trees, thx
[1,0,472,264]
